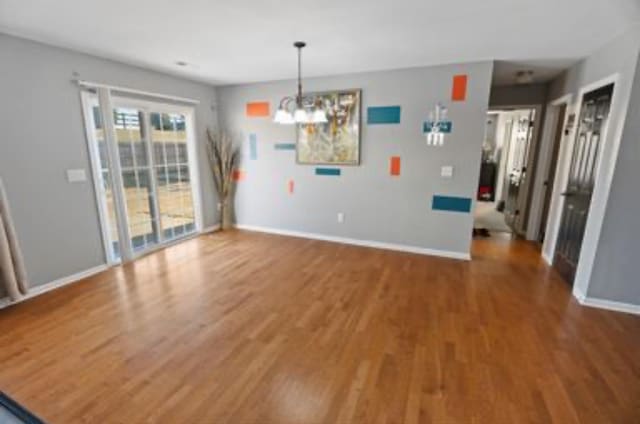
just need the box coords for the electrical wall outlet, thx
[337,212,345,223]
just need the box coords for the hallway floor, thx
[474,200,512,233]
[0,231,639,423]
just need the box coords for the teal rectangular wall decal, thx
[274,143,296,151]
[315,168,341,176]
[249,133,257,160]
[432,195,472,213]
[367,106,401,124]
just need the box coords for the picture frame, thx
[296,89,362,166]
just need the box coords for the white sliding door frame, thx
[99,88,135,262]
[81,89,203,265]
[80,90,120,265]
[112,97,203,239]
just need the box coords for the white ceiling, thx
[1,0,639,85]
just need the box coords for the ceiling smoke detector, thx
[515,70,534,84]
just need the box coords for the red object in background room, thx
[478,186,492,200]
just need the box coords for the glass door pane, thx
[150,112,196,241]
[113,107,160,253]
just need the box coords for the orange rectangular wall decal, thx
[451,75,468,101]
[390,156,401,176]
[246,101,270,117]
[232,169,246,181]
[287,179,294,194]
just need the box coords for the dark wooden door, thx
[553,84,614,284]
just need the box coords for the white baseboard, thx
[0,297,12,309]
[235,224,470,261]
[202,224,221,233]
[0,263,109,310]
[572,286,587,303]
[577,294,640,316]
[541,251,553,266]
[0,228,219,310]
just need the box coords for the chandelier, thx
[273,42,328,125]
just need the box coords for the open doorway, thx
[474,108,537,237]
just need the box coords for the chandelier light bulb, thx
[293,108,309,123]
[274,108,294,124]
[311,109,328,123]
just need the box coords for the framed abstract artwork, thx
[296,89,361,165]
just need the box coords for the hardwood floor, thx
[0,230,639,423]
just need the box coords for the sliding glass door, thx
[150,112,196,239]
[113,106,161,253]
[81,89,201,264]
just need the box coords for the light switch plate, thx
[441,166,454,178]
[66,169,87,183]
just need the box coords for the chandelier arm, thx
[279,96,295,110]
[297,44,303,107]
[300,95,317,108]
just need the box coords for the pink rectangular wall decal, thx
[287,179,294,194]
[451,75,468,101]
[246,101,270,117]
[390,156,401,176]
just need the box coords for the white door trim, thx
[98,87,135,262]
[75,79,200,105]
[571,74,626,298]
[80,90,205,265]
[79,91,118,265]
[110,96,204,234]
[541,74,627,300]
[527,94,573,243]
[542,93,578,264]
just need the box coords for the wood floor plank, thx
[0,230,639,423]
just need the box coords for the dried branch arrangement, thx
[206,128,240,229]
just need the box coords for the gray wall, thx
[587,52,640,304]
[543,24,640,305]
[218,62,493,255]
[0,34,218,292]
[548,25,640,102]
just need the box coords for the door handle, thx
[561,192,575,197]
